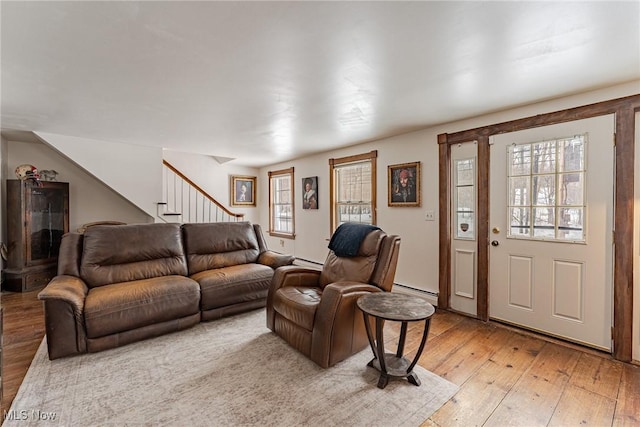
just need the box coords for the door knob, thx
[491,240,499,247]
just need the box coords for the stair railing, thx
[160,160,245,223]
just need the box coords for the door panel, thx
[553,259,583,321]
[453,249,475,299]
[489,115,614,350]
[508,255,533,309]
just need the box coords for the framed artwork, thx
[230,175,256,207]
[302,176,318,209]
[388,162,421,207]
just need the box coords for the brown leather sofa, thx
[266,225,400,368]
[38,221,294,360]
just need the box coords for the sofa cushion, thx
[193,263,274,310]
[84,275,200,338]
[80,223,188,288]
[183,222,261,275]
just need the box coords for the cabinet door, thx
[26,183,69,266]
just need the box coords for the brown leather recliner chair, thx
[266,225,401,368]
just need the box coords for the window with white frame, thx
[454,157,476,240]
[268,167,294,238]
[507,135,586,242]
[329,150,377,232]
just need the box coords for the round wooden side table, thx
[357,292,435,389]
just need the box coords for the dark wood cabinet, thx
[4,180,69,292]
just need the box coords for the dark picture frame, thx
[302,176,318,209]
[388,162,421,207]
[230,175,256,207]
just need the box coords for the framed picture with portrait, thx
[230,175,256,207]
[388,162,421,207]
[302,176,318,209]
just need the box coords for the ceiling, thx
[2,1,639,167]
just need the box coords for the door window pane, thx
[532,141,556,173]
[509,144,532,176]
[532,175,555,206]
[533,207,555,238]
[558,172,584,205]
[559,137,585,172]
[510,207,531,236]
[507,135,586,242]
[509,176,530,206]
[558,207,584,240]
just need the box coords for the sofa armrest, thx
[258,250,295,269]
[38,275,89,359]
[38,275,88,310]
[266,265,321,330]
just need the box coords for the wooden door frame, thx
[438,94,640,362]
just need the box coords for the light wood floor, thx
[1,289,639,425]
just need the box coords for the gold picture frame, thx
[230,175,256,207]
[388,162,421,207]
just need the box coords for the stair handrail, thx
[162,159,245,220]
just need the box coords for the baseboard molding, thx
[393,284,439,307]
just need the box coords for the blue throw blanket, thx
[328,223,380,257]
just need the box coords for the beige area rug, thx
[4,309,458,426]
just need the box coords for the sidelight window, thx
[454,158,476,240]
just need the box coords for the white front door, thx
[489,115,614,350]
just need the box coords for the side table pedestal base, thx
[367,353,421,389]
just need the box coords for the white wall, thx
[6,139,152,232]
[36,132,163,220]
[162,150,260,225]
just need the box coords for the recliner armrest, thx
[321,281,381,297]
[270,265,321,289]
[312,281,382,367]
[258,250,295,269]
[266,266,321,330]
[315,281,381,323]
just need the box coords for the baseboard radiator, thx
[393,283,439,307]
